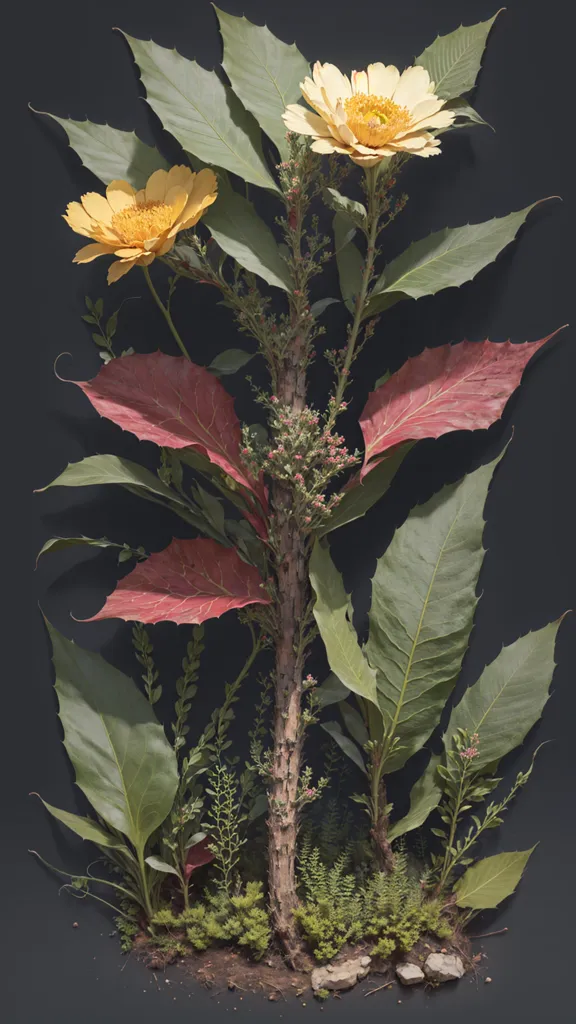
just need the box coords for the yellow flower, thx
[64,165,218,284]
[283,62,455,166]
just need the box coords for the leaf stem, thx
[142,265,190,360]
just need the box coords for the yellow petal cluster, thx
[283,62,455,166]
[64,165,218,283]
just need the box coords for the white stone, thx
[396,962,425,986]
[311,956,372,992]
[424,952,465,983]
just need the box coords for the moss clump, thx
[152,881,271,959]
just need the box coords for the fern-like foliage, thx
[294,838,364,960]
[363,853,451,957]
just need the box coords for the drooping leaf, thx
[37,454,185,506]
[360,336,553,477]
[366,455,501,774]
[324,188,367,221]
[214,7,309,159]
[145,855,180,877]
[208,349,254,376]
[36,536,123,562]
[123,33,279,192]
[309,298,340,318]
[204,185,290,290]
[76,352,265,505]
[415,11,502,100]
[443,97,490,130]
[316,673,350,708]
[36,797,132,855]
[365,202,543,316]
[49,623,178,854]
[85,537,270,625]
[387,755,442,841]
[34,112,167,187]
[333,212,363,315]
[339,701,370,747]
[321,720,366,773]
[310,541,378,707]
[185,836,215,879]
[318,444,412,535]
[446,621,561,770]
[454,847,536,910]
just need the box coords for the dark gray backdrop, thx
[5,0,575,1020]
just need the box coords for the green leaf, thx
[49,623,178,855]
[36,454,186,507]
[366,454,501,773]
[321,721,366,773]
[208,348,254,376]
[145,855,180,877]
[445,621,560,770]
[454,847,536,910]
[333,212,363,315]
[388,755,442,841]
[339,701,369,747]
[36,797,132,855]
[123,33,279,192]
[309,298,339,318]
[33,111,168,188]
[324,188,367,221]
[310,541,378,707]
[214,6,309,160]
[443,97,491,130]
[366,202,542,316]
[36,535,123,564]
[204,185,290,289]
[416,11,502,100]
[317,444,411,537]
[316,673,350,709]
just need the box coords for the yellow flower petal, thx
[145,168,169,202]
[164,185,189,221]
[81,192,114,225]
[63,202,95,238]
[106,180,137,212]
[135,188,147,205]
[392,65,431,109]
[351,70,368,94]
[113,246,146,258]
[310,137,349,155]
[166,164,195,191]
[366,63,400,98]
[283,105,331,137]
[300,76,334,118]
[312,62,352,107]
[73,242,115,263]
[107,257,139,284]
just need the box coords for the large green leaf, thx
[36,797,132,856]
[416,11,502,100]
[366,203,540,316]
[123,33,279,193]
[333,212,363,315]
[388,755,442,841]
[321,721,366,774]
[310,541,378,707]
[317,444,412,537]
[34,112,167,187]
[204,183,290,290]
[445,621,560,770]
[366,455,500,773]
[454,847,536,910]
[214,7,309,160]
[49,624,178,855]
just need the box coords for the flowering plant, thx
[32,6,566,986]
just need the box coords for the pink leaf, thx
[76,351,266,511]
[184,837,214,879]
[360,335,557,478]
[85,537,271,625]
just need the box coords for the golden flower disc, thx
[344,94,412,147]
[111,201,175,244]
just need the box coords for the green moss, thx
[151,881,271,959]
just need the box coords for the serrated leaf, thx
[123,33,279,192]
[318,444,411,536]
[214,7,309,159]
[34,111,168,187]
[366,454,502,774]
[321,720,366,773]
[333,212,363,314]
[416,11,502,100]
[85,537,270,625]
[48,623,178,854]
[388,755,443,841]
[454,847,536,909]
[310,541,378,707]
[36,797,132,856]
[366,202,543,316]
[360,335,553,477]
[204,184,290,290]
[445,620,561,770]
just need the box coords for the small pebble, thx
[72,922,79,928]
[485,977,493,984]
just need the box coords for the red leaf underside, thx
[185,837,215,879]
[360,336,555,478]
[85,537,271,625]
[77,351,267,510]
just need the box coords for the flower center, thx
[344,94,412,147]
[111,201,174,243]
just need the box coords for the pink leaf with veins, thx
[185,837,214,879]
[76,351,266,511]
[84,537,270,625]
[360,335,557,479]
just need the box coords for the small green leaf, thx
[36,797,132,856]
[204,184,290,289]
[454,847,536,910]
[315,673,350,709]
[333,212,363,315]
[317,444,411,537]
[36,454,188,509]
[321,721,366,773]
[208,348,254,376]
[309,298,339,318]
[324,188,367,221]
[416,11,502,100]
[36,535,123,564]
[214,6,310,160]
[388,755,443,841]
[145,855,180,877]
